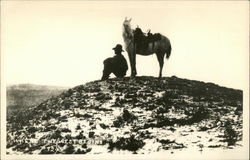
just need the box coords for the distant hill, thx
[6,76,243,155]
[7,84,68,113]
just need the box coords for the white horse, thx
[122,17,172,78]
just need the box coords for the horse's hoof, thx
[158,76,162,81]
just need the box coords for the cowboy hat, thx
[112,44,124,52]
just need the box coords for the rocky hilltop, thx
[7,76,243,154]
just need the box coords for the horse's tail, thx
[162,35,171,59]
[166,43,172,59]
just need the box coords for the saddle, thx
[133,27,161,51]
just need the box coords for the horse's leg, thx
[128,52,135,77]
[130,45,137,77]
[156,52,164,78]
[132,53,137,76]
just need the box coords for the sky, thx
[1,1,249,89]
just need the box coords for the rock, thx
[63,144,75,154]
[27,126,37,133]
[76,123,81,130]
[89,131,95,138]
[60,128,71,132]
[75,131,85,139]
[99,123,109,129]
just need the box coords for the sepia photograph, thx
[1,1,249,159]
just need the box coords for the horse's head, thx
[123,17,133,40]
[123,17,132,31]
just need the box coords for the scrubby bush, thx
[108,135,145,152]
[75,131,85,139]
[113,116,124,128]
[156,91,174,106]
[122,109,136,122]
[50,130,62,139]
[88,131,95,138]
[13,141,29,152]
[189,106,209,123]
[95,93,112,101]
[148,105,209,128]
[74,113,92,118]
[76,123,81,130]
[43,125,57,132]
[223,120,238,146]
[27,126,37,133]
[113,109,137,127]
[60,128,71,133]
[61,99,72,109]
[100,123,109,129]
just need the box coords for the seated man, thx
[101,44,128,80]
